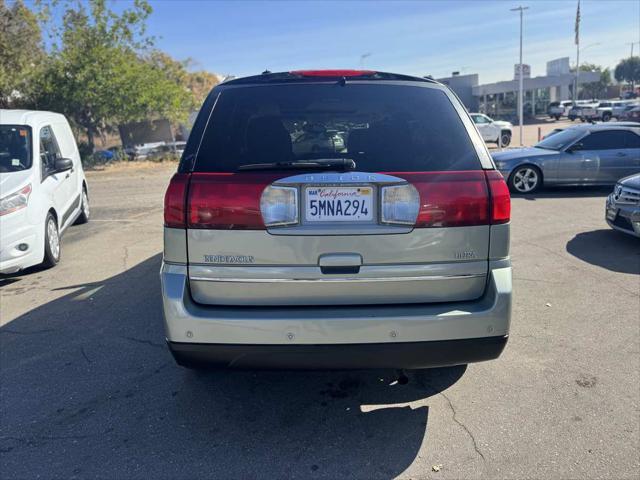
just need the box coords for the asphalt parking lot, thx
[1,157,639,479]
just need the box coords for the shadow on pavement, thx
[0,254,465,479]
[566,229,640,275]
[511,185,612,201]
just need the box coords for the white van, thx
[0,110,90,274]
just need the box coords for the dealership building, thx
[437,57,599,119]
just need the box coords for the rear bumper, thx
[168,335,508,370]
[161,260,511,368]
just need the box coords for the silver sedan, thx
[492,124,640,193]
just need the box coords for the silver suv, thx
[161,70,512,369]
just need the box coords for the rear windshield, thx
[0,125,32,172]
[193,83,481,172]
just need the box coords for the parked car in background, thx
[612,101,638,120]
[619,106,640,123]
[606,173,640,237]
[547,100,573,120]
[568,101,598,121]
[492,123,640,193]
[0,110,90,274]
[162,69,511,370]
[470,113,512,146]
[588,101,613,122]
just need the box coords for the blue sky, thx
[48,0,640,83]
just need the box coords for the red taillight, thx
[391,171,490,227]
[290,69,376,77]
[485,170,511,224]
[187,173,281,229]
[164,173,190,228]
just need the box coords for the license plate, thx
[606,208,618,221]
[305,186,373,222]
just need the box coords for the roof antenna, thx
[262,69,271,75]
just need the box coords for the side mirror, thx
[54,157,73,172]
[568,143,583,153]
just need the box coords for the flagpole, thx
[511,6,528,147]
[575,0,580,102]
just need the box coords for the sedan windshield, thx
[535,128,583,151]
[0,125,32,172]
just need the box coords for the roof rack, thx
[224,70,438,85]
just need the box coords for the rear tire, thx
[602,112,611,122]
[508,165,542,194]
[554,115,561,121]
[499,131,511,147]
[75,186,90,224]
[42,213,60,268]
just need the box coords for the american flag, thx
[575,0,581,45]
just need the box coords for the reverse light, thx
[260,186,298,227]
[381,184,420,225]
[0,184,31,216]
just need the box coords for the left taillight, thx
[164,173,190,228]
[0,184,32,216]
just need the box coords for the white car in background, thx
[0,110,90,274]
[470,113,513,146]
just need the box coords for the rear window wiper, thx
[238,158,356,171]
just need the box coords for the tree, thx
[185,70,221,106]
[0,0,44,107]
[614,57,640,90]
[576,64,611,100]
[31,0,193,152]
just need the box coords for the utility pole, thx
[511,6,528,146]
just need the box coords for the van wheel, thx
[508,165,542,193]
[42,213,60,268]
[554,115,561,120]
[75,187,90,224]
[602,113,611,122]
[499,131,511,147]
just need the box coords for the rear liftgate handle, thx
[318,253,362,275]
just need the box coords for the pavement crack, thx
[122,245,129,271]
[81,346,92,364]
[439,391,486,463]
[0,328,55,335]
[119,335,164,349]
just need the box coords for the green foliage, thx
[29,0,194,151]
[576,63,611,100]
[0,0,45,107]
[614,57,640,86]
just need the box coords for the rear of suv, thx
[161,70,512,370]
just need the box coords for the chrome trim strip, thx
[189,273,485,283]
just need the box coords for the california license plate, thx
[305,186,373,222]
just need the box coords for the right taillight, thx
[390,170,510,227]
[485,170,511,224]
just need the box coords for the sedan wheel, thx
[509,166,541,193]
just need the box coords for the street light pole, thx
[511,6,528,146]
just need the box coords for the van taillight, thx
[485,170,511,224]
[391,171,510,227]
[187,173,281,229]
[393,171,490,227]
[164,173,190,228]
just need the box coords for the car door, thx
[51,122,81,227]
[471,114,494,142]
[577,130,638,183]
[39,125,71,226]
